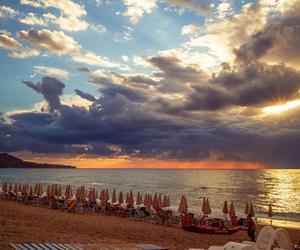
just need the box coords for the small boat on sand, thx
[181,215,240,235]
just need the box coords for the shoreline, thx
[1,199,300,250]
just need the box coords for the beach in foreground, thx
[1,199,300,250]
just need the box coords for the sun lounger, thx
[136,244,167,250]
[9,243,167,250]
[208,226,294,250]
[9,243,84,250]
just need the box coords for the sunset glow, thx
[1,0,300,169]
[263,100,300,115]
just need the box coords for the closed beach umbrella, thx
[136,192,142,205]
[46,185,50,196]
[229,201,236,217]
[65,185,69,199]
[8,183,13,192]
[268,204,273,217]
[105,189,109,202]
[223,200,229,220]
[25,184,29,195]
[249,203,255,217]
[153,193,158,209]
[162,195,167,208]
[13,183,18,193]
[245,202,249,215]
[18,183,22,192]
[129,190,134,206]
[144,193,148,205]
[145,195,151,213]
[223,200,229,214]
[204,198,212,215]
[112,188,117,203]
[158,194,162,208]
[100,189,105,202]
[38,184,43,196]
[201,198,206,213]
[50,184,55,196]
[29,186,33,196]
[268,204,273,225]
[34,184,38,195]
[54,184,58,196]
[76,187,80,201]
[118,191,124,204]
[58,185,62,197]
[178,195,188,214]
[2,182,7,192]
[166,196,171,207]
[126,191,130,204]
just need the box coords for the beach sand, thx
[1,199,299,250]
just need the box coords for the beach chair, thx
[9,243,84,250]
[241,226,274,249]
[208,226,294,250]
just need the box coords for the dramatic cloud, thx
[23,77,65,111]
[148,54,207,93]
[1,0,300,169]
[159,62,300,112]
[75,89,97,102]
[17,29,80,55]
[234,15,300,66]
[33,66,70,79]
[0,31,40,59]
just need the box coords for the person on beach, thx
[246,214,256,242]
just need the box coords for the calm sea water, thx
[0,169,299,222]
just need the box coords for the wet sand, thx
[1,199,299,250]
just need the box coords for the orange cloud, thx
[22,154,268,169]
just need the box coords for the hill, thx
[0,153,76,169]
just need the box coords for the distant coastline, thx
[0,153,76,169]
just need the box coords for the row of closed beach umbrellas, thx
[1,182,171,211]
[2,182,273,218]
[177,195,273,219]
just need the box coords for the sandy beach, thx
[0,199,299,250]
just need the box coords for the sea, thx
[0,169,299,226]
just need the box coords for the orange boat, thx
[181,215,240,235]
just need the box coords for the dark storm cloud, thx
[148,55,207,93]
[234,13,300,64]
[158,62,300,112]
[23,77,65,111]
[75,89,97,102]
[89,72,149,102]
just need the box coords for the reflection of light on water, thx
[258,218,300,229]
[257,170,300,215]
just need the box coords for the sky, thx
[0,0,300,169]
